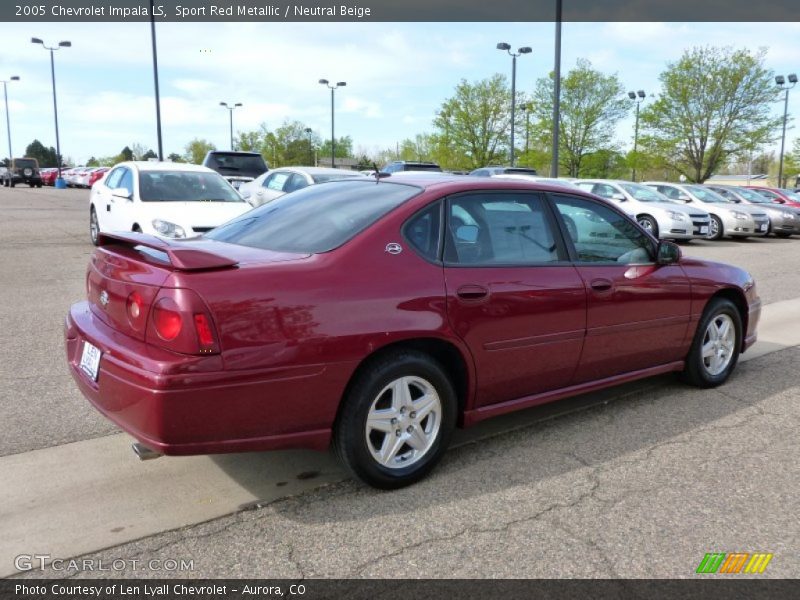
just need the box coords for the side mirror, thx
[656,241,681,265]
[455,224,479,243]
[112,188,132,200]
[610,192,626,202]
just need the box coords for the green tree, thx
[86,156,99,167]
[530,59,628,177]
[118,146,134,162]
[319,135,353,161]
[140,149,158,161]
[167,152,184,163]
[24,140,60,167]
[639,46,781,183]
[433,74,515,169]
[184,138,216,164]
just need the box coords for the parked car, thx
[40,168,59,186]
[575,179,711,241]
[243,166,366,207]
[644,182,769,240]
[469,166,539,177]
[86,167,110,188]
[202,151,268,190]
[744,186,800,209]
[705,184,800,238]
[1,157,43,187]
[66,166,90,187]
[65,176,760,489]
[88,162,252,246]
[381,160,442,174]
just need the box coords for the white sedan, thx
[89,161,253,246]
[241,166,367,207]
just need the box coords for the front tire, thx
[708,215,724,240]
[681,298,742,388]
[334,350,457,489]
[89,207,100,246]
[637,215,659,238]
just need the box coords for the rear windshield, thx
[206,180,421,253]
[15,159,37,169]
[205,153,268,178]
[138,171,245,202]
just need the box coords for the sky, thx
[1,21,799,165]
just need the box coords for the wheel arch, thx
[707,287,749,351]
[335,336,474,430]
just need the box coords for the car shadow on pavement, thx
[210,346,798,522]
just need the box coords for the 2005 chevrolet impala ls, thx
[65,176,760,488]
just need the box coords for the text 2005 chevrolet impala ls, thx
[65,176,760,488]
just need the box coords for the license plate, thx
[79,341,102,381]
[700,226,708,234]
[759,223,767,232]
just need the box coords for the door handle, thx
[456,285,489,301]
[590,278,613,292]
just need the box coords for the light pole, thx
[304,127,314,165]
[520,102,532,157]
[219,102,242,150]
[319,79,346,168]
[628,90,646,181]
[551,0,562,177]
[149,0,163,161]
[497,43,531,167]
[1,75,19,163]
[32,37,70,188]
[776,74,797,189]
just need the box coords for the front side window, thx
[104,168,124,190]
[591,183,618,199]
[444,193,559,265]
[552,195,653,264]
[117,169,133,195]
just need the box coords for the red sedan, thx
[65,177,760,488]
[744,186,800,209]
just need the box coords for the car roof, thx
[269,166,365,176]
[376,173,588,196]
[117,161,216,173]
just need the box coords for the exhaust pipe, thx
[132,442,162,461]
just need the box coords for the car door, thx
[443,191,587,408]
[92,167,125,232]
[550,193,691,383]
[105,167,137,232]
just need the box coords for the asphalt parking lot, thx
[1,185,798,579]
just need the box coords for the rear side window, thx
[404,202,441,261]
[207,180,421,253]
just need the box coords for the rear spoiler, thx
[97,232,238,270]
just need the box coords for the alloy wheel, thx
[701,314,736,376]
[365,376,441,469]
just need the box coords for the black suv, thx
[202,151,268,190]
[2,157,43,188]
[381,161,442,174]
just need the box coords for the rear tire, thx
[333,350,457,489]
[708,215,724,240]
[680,298,742,388]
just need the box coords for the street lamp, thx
[219,102,242,151]
[304,127,314,165]
[520,102,532,156]
[628,89,646,181]
[497,43,532,167]
[1,75,20,163]
[319,79,346,168]
[32,37,70,188]
[776,74,797,189]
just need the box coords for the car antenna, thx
[371,162,389,183]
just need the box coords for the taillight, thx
[146,289,219,355]
[153,298,182,341]
[194,314,214,348]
